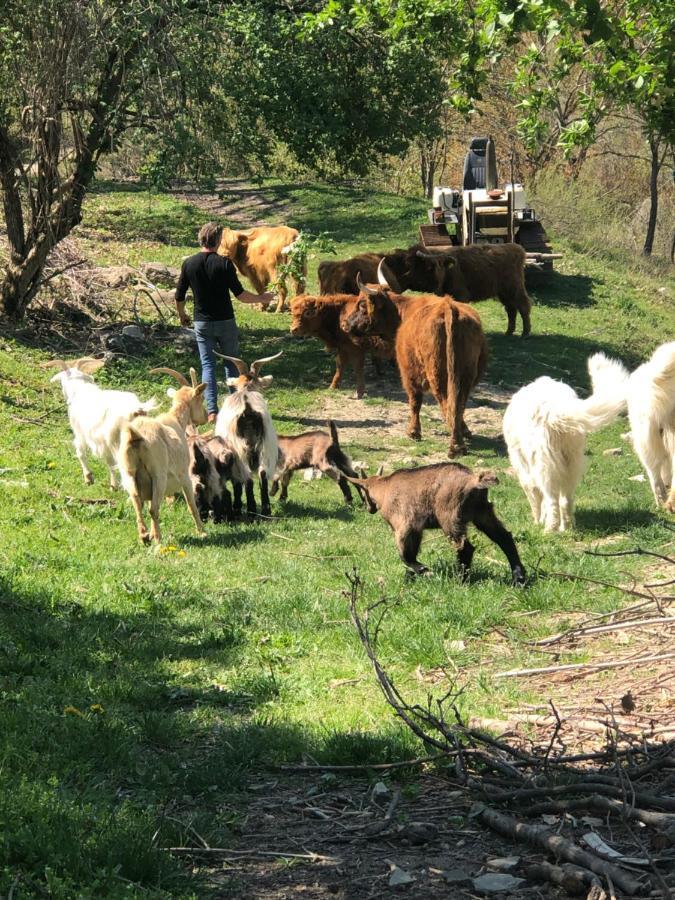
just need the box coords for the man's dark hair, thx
[198,222,223,250]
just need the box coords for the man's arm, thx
[236,289,276,306]
[175,263,191,326]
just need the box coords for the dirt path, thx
[173,179,294,227]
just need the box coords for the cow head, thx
[289,296,318,336]
[414,247,457,294]
[218,227,251,268]
[214,351,283,392]
[342,265,394,337]
[376,246,449,295]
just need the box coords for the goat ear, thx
[194,383,207,396]
[477,470,499,487]
[257,375,273,389]
[167,387,177,398]
[75,358,105,374]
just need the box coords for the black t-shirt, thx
[175,251,244,322]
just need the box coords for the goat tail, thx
[328,419,340,447]
[553,352,629,434]
[138,397,158,413]
[645,341,675,392]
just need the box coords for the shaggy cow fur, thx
[219,225,305,312]
[348,462,526,584]
[318,254,383,295]
[503,353,628,532]
[344,287,488,456]
[621,342,675,511]
[289,293,395,398]
[386,243,533,336]
[271,420,365,504]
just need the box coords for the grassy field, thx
[1,179,674,897]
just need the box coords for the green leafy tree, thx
[0,0,213,319]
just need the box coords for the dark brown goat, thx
[344,277,488,457]
[290,293,395,398]
[349,462,526,584]
[271,421,365,504]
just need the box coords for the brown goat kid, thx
[290,294,395,398]
[349,463,526,585]
[271,421,365,504]
[345,271,488,456]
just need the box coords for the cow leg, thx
[395,528,427,575]
[472,504,526,586]
[329,351,344,390]
[276,282,288,313]
[259,470,272,517]
[353,351,366,398]
[372,355,384,376]
[505,305,518,336]
[445,386,466,458]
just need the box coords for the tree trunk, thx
[642,135,660,256]
[419,144,436,200]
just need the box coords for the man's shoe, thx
[208,413,217,424]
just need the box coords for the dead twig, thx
[495,652,675,679]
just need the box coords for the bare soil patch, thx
[173,179,295,228]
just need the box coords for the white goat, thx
[503,353,628,532]
[46,357,157,489]
[117,367,208,544]
[214,352,281,517]
[622,341,675,511]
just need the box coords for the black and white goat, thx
[45,356,157,488]
[214,351,281,518]
[187,432,248,523]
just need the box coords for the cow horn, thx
[356,271,379,296]
[250,350,284,375]
[212,352,250,376]
[149,367,189,386]
[376,260,392,289]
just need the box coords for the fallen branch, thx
[472,803,644,895]
[495,652,675,679]
[522,795,675,834]
[168,846,340,863]
[278,752,451,773]
[523,860,601,895]
[532,616,675,647]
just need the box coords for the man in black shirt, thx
[176,222,274,421]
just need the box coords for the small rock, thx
[629,473,645,482]
[621,431,633,442]
[388,864,414,887]
[122,324,145,341]
[303,467,322,481]
[371,781,390,802]
[401,821,438,845]
[486,857,520,872]
[603,447,622,456]
[139,261,180,285]
[446,640,466,652]
[472,873,526,894]
[441,868,472,885]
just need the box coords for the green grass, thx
[1,178,674,896]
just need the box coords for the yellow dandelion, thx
[177,550,186,558]
[64,705,84,717]
[46,461,56,470]
[90,704,105,714]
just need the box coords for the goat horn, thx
[212,352,250,376]
[250,351,283,375]
[189,366,199,387]
[356,271,379,296]
[39,359,68,370]
[149,367,189,385]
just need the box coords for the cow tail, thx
[444,300,462,443]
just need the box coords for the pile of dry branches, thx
[345,561,675,898]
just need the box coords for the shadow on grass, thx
[0,573,416,897]
[575,505,656,536]
[529,270,597,308]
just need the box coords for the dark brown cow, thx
[289,294,395,398]
[318,253,383,295]
[344,274,488,457]
[383,243,533,337]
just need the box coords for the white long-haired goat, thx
[503,353,628,532]
[214,351,281,518]
[622,341,675,511]
[45,357,157,488]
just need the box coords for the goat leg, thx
[233,482,243,517]
[396,529,428,575]
[259,470,272,518]
[245,479,257,518]
[211,494,225,524]
[473,505,526,586]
